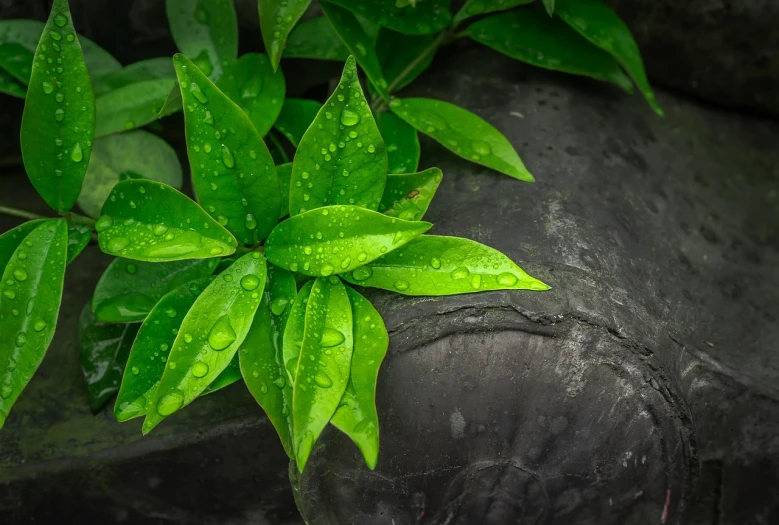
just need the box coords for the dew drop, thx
[3,290,16,300]
[320,264,335,276]
[394,280,410,291]
[221,144,235,168]
[49,30,62,41]
[15,332,27,347]
[165,307,177,318]
[153,224,168,236]
[241,275,261,291]
[351,266,372,281]
[470,275,482,289]
[273,376,286,388]
[95,215,113,232]
[270,297,289,316]
[192,361,209,378]
[208,315,236,350]
[472,140,491,156]
[156,390,184,416]
[108,236,130,252]
[55,108,65,122]
[53,14,68,27]
[0,383,12,400]
[126,263,137,274]
[12,269,27,282]
[340,256,351,269]
[245,214,257,230]
[70,142,83,163]
[33,320,47,332]
[320,327,345,347]
[497,272,518,286]
[340,108,360,126]
[131,366,140,375]
[451,267,470,279]
[430,257,442,269]
[189,82,207,104]
[314,373,333,388]
[42,81,53,94]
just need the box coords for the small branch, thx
[0,205,47,222]
[386,29,452,95]
[268,131,290,164]
[65,211,96,228]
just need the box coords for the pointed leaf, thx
[202,354,241,394]
[174,54,281,244]
[274,98,321,147]
[465,8,634,93]
[375,28,435,93]
[78,304,140,412]
[0,220,67,428]
[93,57,176,96]
[543,0,555,16]
[290,57,387,215]
[0,220,46,272]
[282,280,314,383]
[555,0,660,114]
[378,112,419,174]
[142,251,267,433]
[20,0,95,213]
[277,162,292,218]
[284,16,349,62]
[239,265,297,457]
[321,2,388,99]
[343,235,549,295]
[0,68,25,98]
[96,179,237,261]
[389,97,534,182]
[325,0,451,35]
[92,257,218,323]
[379,167,442,221]
[266,205,431,277]
[217,53,285,137]
[66,223,91,264]
[258,0,312,70]
[95,78,177,137]
[453,0,533,25]
[330,286,388,469]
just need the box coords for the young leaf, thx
[543,0,555,16]
[378,167,442,221]
[0,69,25,98]
[375,29,435,93]
[330,286,388,469]
[277,163,292,218]
[258,0,312,70]
[555,0,662,115]
[465,8,634,93]
[166,0,237,80]
[0,42,34,84]
[93,57,176,97]
[389,97,534,182]
[114,278,209,421]
[282,280,314,383]
[78,130,183,218]
[95,78,176,137]
[239,265,297,457]
[320,2,388,100]
[325,0,451,35]
[343,235,550,294]
[97,179,237,262]
[0,220,46,272]
[266,205,432,277]
[217,53,285,137]
[289,57,387,216]
[174,54,281,244]
[20,0,95,213]
[78,304,140,412]
[66,223,91,264]
[453,0,533,25]
[378,112,420,174]
[0,220,67,428]
[291,277,353,471]
[92,258,218,323]
[142,251,267,433]
[274,98,321,147]
[284,16,350,62]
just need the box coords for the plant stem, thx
[64,211,96,228]
[385,29,452,95]
[268,131,290,164]
[0,205,47,222]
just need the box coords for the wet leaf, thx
[217,53,285,137]
[284,16,349,62]
[282,280,313,384]
[78,130,183,218]
[453,0,533,25]
[0,220,67,429]
[325,0,451,35]
[277,162,292,218]
[266,205,432,277]
[379,167,442,221]
[0,68,25,98]
[465,8,634,93]
[142,251,267,433]
[555,0,662,115]
[166,0,237,80]
[95,78,176,137]
[66,223,91,264]
[274,98,321,147]
[97,179,237,262]
[174,54,281,244]
[389,97,534,182]
[290,277,353,471]
[0,220,46,272]
[92,258,218,323]
[378,112,419,174]
[330,286,388,469]
[239,265,297,457]
[321,2,388,99]
[258,0,312,70]
[20,0,95,213]
[343,235,550,295]
[375,28,434,92]
[93,57,176,97]
[202,354,241,394]
[79,304,140,412]
[289,57,387,215]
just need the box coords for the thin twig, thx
[0,205,47,222]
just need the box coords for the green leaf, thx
[277,162,292,218]
[78,130,183,218]
[290,277,353,471]
[92,258,218,323]
[78,304,140,412]
[114,277,209,421]
[378,167,442,221]
[555,0,661,115]
[93,57,176,97]
[97,179,237,262]
[375,29,435,94]
[282,280,313,383]
[321,2,388,100]
[343,234,550,294]
[284,16,349,62]
[20,0,95,213]
[95,78,176,137]
[258,0,312,70]
[543,0,555,16]
[453,0,533,25]
[217,53,285,137]
[158,81,183,118]
[174,54,281,245]
[239,265,297,457]
[0,68,25,98]
[465,8,634,94]
[0,42,34,84]
[378,112,419,174]
[330,286,387,469]
[0,220,67,428]
[325,0,451,35]
[274,98,321,147]
[202,354,241,394]
[389,97,533,182]
[166,0,237,80]
[0,220,46,272]
[66,223,91,264]
[289,57,387,216]
[142,251,267,433]
[266,205,432,277]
